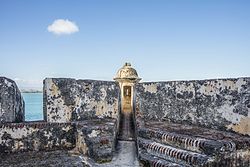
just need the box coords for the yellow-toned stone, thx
[228,117,250,135]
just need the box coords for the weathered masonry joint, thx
[1,63,250,166]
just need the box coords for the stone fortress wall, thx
[135,77,250,167]
[0,77,24,123]
[0,77,119,162]
[0,122,75,153]
[43,78,120,122]
[136,77,250,135]
[0,75,250,166]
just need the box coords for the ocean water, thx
[22,93,43,121]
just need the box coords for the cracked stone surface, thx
[0,141,140,167]
[0,150,84,167]
[136,77,250,136]
[1,76,250,166]
[44,78,120,123]
[0,77,24,123]
[82,141,140,167]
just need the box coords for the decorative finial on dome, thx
[124,62,131,66]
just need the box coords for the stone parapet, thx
[0,77,25,123]
[0,121,75,153]
[43,78,120,123]
[136,77,250,135]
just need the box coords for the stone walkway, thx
[0,150,83,167]
[82,141,140,167]
[0,141,140,167]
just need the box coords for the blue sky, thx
[0,0,250,89]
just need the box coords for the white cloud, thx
[47,19,79,35]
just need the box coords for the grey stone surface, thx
[0,146,140,167]
[136,77,250,135]
[135,77,250,167]
[0,150,84,167]
[1,76,250,166]
[0,118,118,162]
[44,78,120,123]
[139,152,183,167]
[75,118,117,162]
[0,122,75,153]
[139,137,211,166]
[81,141,140,167]
[0,77,25,123]
[135,111,250,167]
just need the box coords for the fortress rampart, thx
[0,64,250,166]
[43,78,120,122]
[136,77,250,135]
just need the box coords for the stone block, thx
[0,77,24,123]
[43,78,119,123]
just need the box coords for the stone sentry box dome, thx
[114,62,141,82]
[114,63,141,141]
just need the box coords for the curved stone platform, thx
[136,118,250,167]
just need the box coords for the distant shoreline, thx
[21,90,43,93]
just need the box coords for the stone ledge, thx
[144,121,250,150]
[138,137,211,166]
[0,150,83,167]
[139,151,183,167]
[138,127,236,155]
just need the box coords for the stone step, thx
[74,119,118,163]
[139,151,186,167]
[138,127,235,155]
[81,141,140,167]
[85,135,116,163]
[138,138,213,167]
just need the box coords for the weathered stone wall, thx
[0,122,75,153]
[44,78,119,123]
[136,77,250,135]
[0,77,25,123]
[75,118,117,162]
